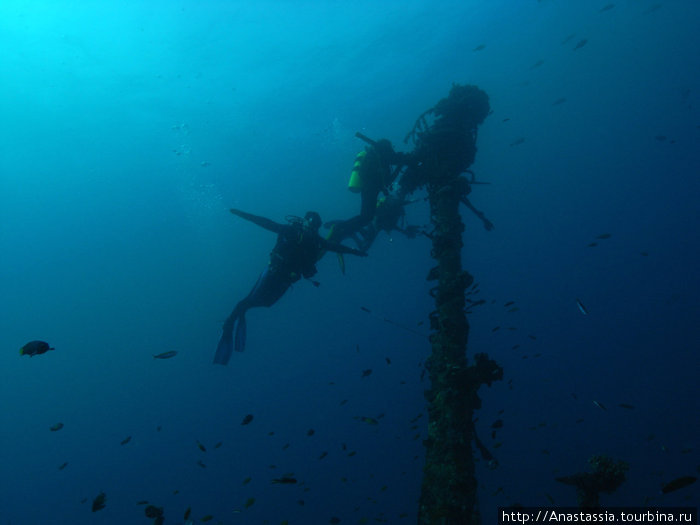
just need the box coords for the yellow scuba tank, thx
[347,150,366,193]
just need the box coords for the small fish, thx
[573,39,588,50]
[473,44,485,51]
[214,441,223,448]
[319,451,328,459]
[529,59,544,70]
[618,403,635,410]
[502,118,511,122]
[339,399,348,406]
[184,507,191,519]
[307,429,315,436]
[593,400,606,411]
[599,3,614,12]
[491,419,504,429]
[385,357,391,365]
[596,233,612,239]
[50,422,64,432]
[272,476,297,484]
[492,326,500,332]
[576,298,588,315]
[197,460,206,468]
[120,436,132,445]
[196,440,206,452]
[200,515,214,522]
[510,137,525,147]
[137,500,149,505]
[561,34,576,45]
[504,301,515,307]
[354,416,379,425]
[330,518,341,524]
[588,242,598,247]
[58,462,68,470]
[661,476,696,494]
[19,340,54,357]
[153,351,177,359]
[91,492,107,512]
[242,476,252,484]
[241,414,254,425]
[552,98,567,106]
[360,306,371,313]
[361,369,372,378]
[244,497,255,509]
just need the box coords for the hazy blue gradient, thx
[1,1,699,523]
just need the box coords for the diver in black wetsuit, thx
[214,209,367,365]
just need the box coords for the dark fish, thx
[491,419,504,429]
[573,39,588,50]
[144,505,163,519]
[504,301,515,307]
[354,416,379,425]
[241,414,254,425]
[91,492,106,512]
[201,516,214,522]
[528,335,537,340]
[197,459,206,468]
[58,462,68,470]
[661,476,696,494]
[272,476,297,484]
[153,351,177,359]
[599,3,614,12]
[588,242,598,247]
[361,369,372,377]
[136,500,149,505]
[596,233,612,239]
[214,441,223,449]
[473,44,486,51]
[385,357,391,365]
[319,451,328,459]
[50,422,64,432]
[618,403,635,410]
[120,436,132,445]
[510,137,525,147]
[307,429,315,436]
[196,440,206,452]
[330,518,341,524]
[184,507,191,519]
[242,476,252,484]
[244,497,255,508]
[492,326,501,332]
[339,399,348,406]
[552,98,567,106]
[360,306,371,313]
[19,340,54,357]
[593,400,606,411]
[576,298,588,315]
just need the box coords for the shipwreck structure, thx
[400,84,502,524]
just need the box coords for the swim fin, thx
[213,328,234,365]
[235,314,247,352]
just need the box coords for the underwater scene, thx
[1,1,699,524]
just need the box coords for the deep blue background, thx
[1,1,698,523]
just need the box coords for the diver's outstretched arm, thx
[460,197,494,231]
[230,209,284,234]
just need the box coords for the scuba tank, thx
[348,150,367,193]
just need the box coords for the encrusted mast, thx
[401,84,502,524]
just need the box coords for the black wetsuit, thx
[214,210,365,364]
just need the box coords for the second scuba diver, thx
[214,208,367,365]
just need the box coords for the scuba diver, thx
[214,208,367,365]
[331,192,423,253]
[326,133,410,246]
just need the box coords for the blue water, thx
[1,1,698,523]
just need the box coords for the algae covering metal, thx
[401,84,502,524]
